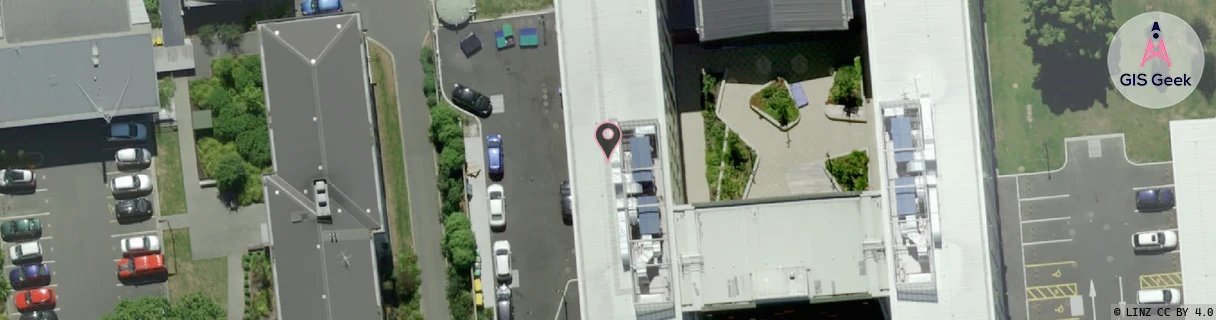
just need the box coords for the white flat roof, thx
[673,193,890,311]
[556,0,674,316]
[865,0,998,319]
[1169,118,1216,303]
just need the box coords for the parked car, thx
[110,174,152,195]
[560,181,572,224]
[0,168,35,188]
[488,184,506,230]
[450,84,493,118]
[495,285,513,320]
[0,218,42,242]
[1138,288,1182,304]
[108,122,147,141]
[117,254,166,279]
[1133,230,1179,251]
[486,135,504,180]
[115,198,154,221]
[120,235,162,256]
[19,310,58,320]
[8,242,42,263]
[114,148,152,169]
[14,288,55,312]
[8,264,51,289]
[1136,188,1175,212]
[493,240,512,284]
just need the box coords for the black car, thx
[19,310,58,320]
[560,181,572,224]
[450,84,493,118]
[1136,188,1175,212]
[115,198,154,221]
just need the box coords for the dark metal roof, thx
[695,0,852,42]
[0,0,132,44]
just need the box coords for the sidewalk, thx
[227,252,244,320]
[679,112,711,203]
[463,135,497,309]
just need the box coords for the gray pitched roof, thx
[695,0,853,42]
[1,0,132,44]
[259,13,384,320]
[0,33,159,129]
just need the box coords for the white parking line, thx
[39,236,52,241]
[3,260,56,270]
[1021,216,1071,224]
[9,308,60,317]
[110,230,158,238]
[34,188,47,193]
[1019,194,1069,202]
[1023,239,1073,246]
[0,212,50,221]
[1133,184,1174,191]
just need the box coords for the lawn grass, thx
[163,228,228,310]
[988,0,1216,174]
[155,127,187,216]
[369,41,413,251]
[474,0,551,19]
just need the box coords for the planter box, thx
[749,79,801,131]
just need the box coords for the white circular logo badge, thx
[1107,12,1205,109]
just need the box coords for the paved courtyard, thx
[717,79,878,198]
[998,134,1178,320]
[437,12,580,320]
[0,117,165,319]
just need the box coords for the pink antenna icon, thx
[1141,24,1172,67]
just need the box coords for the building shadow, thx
[0,115,159,170]
[120,272,170,286]
[699,29,865,85]
[183,0,296,35]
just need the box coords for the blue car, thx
[1136,188,1175,212]
[9,264,50,289]
[487,135,504,181]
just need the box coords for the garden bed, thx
[749,78,801,130]
[243,249,276,320]
[703,72,757,200]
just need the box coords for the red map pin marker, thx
[595,121,621,163]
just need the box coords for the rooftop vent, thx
[92,43,100,67]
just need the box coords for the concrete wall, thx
[967,0,1009,319]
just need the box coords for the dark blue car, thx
[1136,188,1175,212]
[9,264,50,289]
[487,135,504,181]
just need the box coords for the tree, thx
[217,23,246,48]
[171,292,226,320]
[196,24,218,48]
[236,128,271,167]
[1023,0,1116,59]
[212,57,237,87]
[101,296,172,320]
[441,212,477,270]
[438,147,465,180]
[213,150,248,193]
[188,78,218,109]
[238,163,265,205]
[214,109,259,142]
[428,106,462,149]
[394,250,422,300]
[198,138,237,177]
[158,77,177,109]
[240,86,267,116]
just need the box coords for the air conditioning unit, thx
[314,180,332,223]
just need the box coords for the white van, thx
[1137,288,1181,304]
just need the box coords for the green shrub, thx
[214,109,260,142]
[197,25,217,48]
[236,129,271,167]
[158,77,176,109]
[750,80,798,126]
[423,74,436,96]
[426,95,438,108]
[394,249,422,301]
[825,150,869,191]
[213,151,248,193]
[238,163,265,206]
[441,212,477,271]
[829,57,864,110]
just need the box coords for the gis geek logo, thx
[1108,12,1205,109]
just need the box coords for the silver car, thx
[114,148,152,169]
[111,174,152,195]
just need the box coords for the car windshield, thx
[1163,290,1172,302]
[13,246,21,256]
[131,177,141,188]
[126,124,138,136]
[3,171,18,182]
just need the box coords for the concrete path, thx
[718,78,878,198]
[227,252,245,320]
[679,112,712,203]
[463,133,497,309]
[346,0,451,315]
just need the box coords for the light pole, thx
[1043,142,1051,180]
[160,219,180,274]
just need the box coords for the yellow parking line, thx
[1026,261,1076,268]
[1140,272,1182,289]
[1026,283,1078,301]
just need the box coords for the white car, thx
[488,184,506,230]
[114,148,152,169]
[0,168,35,188]
[1138,288,1182,304]
[1132,230,1178,251]
[8,241,42,263]
[493,240,512,284]
[120,235,162,256]
[111,174,152,195]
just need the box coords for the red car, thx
[14,287,55,312]
[117,254,165,279]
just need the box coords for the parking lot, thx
[999,134,1178,320]
[438,12,581,320]
[0,117,165,319]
